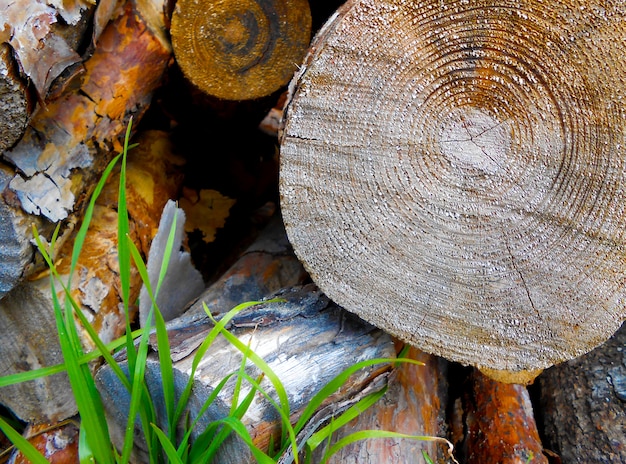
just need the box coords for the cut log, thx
[0,130,185,423]
[170,0,312,100]
[451,369,547,464]
[312,345,451,464]
[279,0,626,383]
[95,284,396,464]
[0,0,171,299]
[538,321,626,463]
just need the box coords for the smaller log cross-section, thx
[279,0,626,383]
[170,0,312,100]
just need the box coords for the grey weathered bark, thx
[538,321,626,463]
[279,0,626,384]
[95,285,396,464]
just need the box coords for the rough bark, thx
[170,0,312,100]
[0,0,171,299]
[0,130,185,423]
[0,44,31,153]
[538,321,626,463]
[279,0,626,383]
[451,369,548,464]
[95,284,396,464]
[313,345,451,464]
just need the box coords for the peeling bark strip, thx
[454,370,547,464]
[538,321,626,463]
[0,0,171,298]
[313,346,450,464]
[0,130,185,423]
[279,0,626,383]
[95,285,395,464]
[170,0,312,100]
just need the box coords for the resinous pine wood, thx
[170,0,312,100]
[279,0,626,384]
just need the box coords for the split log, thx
[451,369,547,464]
[95,284,396,464]
[0,130,185,423]
[312,345,451,464]
[279,0,626,383]
[170,0,312,100]
[0,0,171,299]
[538,321,626,463]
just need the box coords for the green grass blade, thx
[0,416,48,464]
[319,430,454,464]
[172,300,270,426]
[78,419,96,464]
[291,357,421,437]
[305,385,388,452]
[151,425,184,464]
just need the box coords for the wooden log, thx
[182,214,309,320]
[10,420,79,464]
[279,0,626,383]
[0,130,185,423]
[312,345,451,464]
[538,321,626,463]
[95,284,396,464]
[451,369,547,464]
[170,0,312,100]
[0,0,171,299]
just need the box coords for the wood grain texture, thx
[170,0,312,100]
[279,0,626,382]
[95,285,395,463]
[456,369,548,464]
[538,321,626,463]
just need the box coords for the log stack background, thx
[1,0,625,463]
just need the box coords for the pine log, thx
[10,420,79,464]
[538,321,626,463]
[0,130,185,423]
[95,284,396,464]
[0,0,171,299]
[279,0,626,384]
[312,345,451,464]
[170,0,312,100]
[451,369,547,464]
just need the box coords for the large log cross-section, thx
[279,0,626,383]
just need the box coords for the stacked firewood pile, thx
[1,0,625,463]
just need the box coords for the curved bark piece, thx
[0,0,171,298]
[170,0,312,100]
[279,0,626,382]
